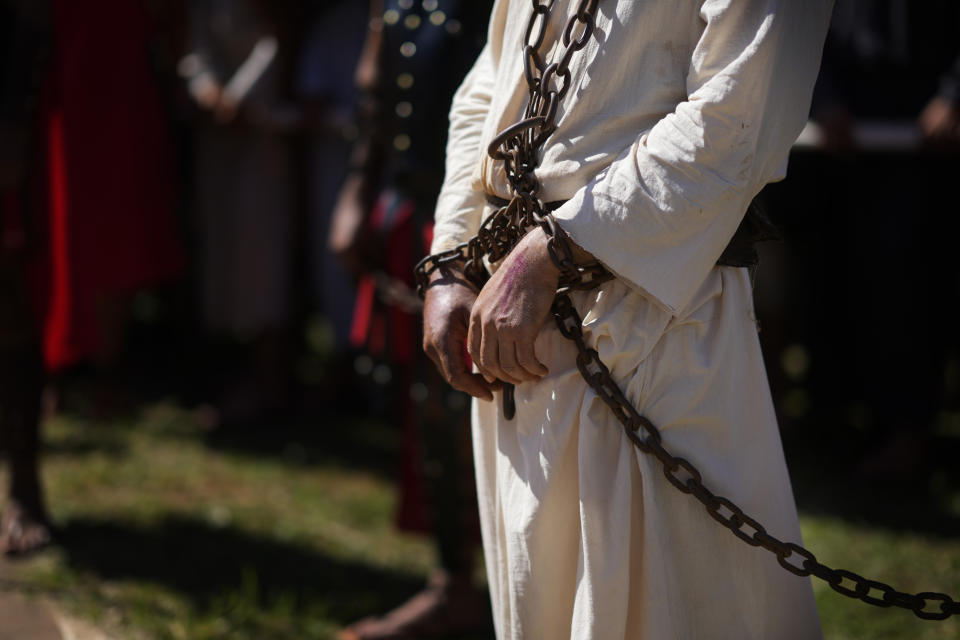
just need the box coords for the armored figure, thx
[332,1,495,638]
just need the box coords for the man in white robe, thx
[422,0,833,637]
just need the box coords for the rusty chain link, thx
[415,0,607,297]
[414,0,959,621]
[551,287,960,621]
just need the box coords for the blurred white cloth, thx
[433,0,833,638]
[184,0,294,335]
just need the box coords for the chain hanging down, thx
[415,0,608,299]
[414,0,959,621]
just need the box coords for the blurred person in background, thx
[814,0,960,149]
[3,0,188,552]
[805,0,960,476]
[179,0,302,426]
[0,0,52,556]
[294,0,368,363]
[33,0,186,407]
[331,1,494,638]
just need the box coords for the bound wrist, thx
[425,261,479,294]
[521,226,562,283]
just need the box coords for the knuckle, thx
[448,374,474,395]
[493,315,514,332]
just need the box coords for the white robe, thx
[431,1,832,638]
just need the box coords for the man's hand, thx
[920,96,960,147]
[467,227,558,385]
[213,96,240,124]
[423,272,500,400]
[329,173,370,278]
[191,78,222,112]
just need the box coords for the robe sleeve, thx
[430,39,496,254]
[552,0,833,315]
[221,36,279,107]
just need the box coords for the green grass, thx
[801,515,960,639]
[2,405,438,639]
[2,402,959,639]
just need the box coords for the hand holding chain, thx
[414,0,959,620]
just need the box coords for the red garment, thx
[349,191,426,531]
[348,190,436,533]
[349,191,419,364]
[34,0,184,371]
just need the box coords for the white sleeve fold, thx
[430,41,496,254]
[553,0,833,315]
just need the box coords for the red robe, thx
[34,0,184,371]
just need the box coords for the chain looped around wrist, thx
[412,0,959,621]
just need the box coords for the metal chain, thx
[414,0,959,621]
[550,282,959,621]
[415,0,602,298]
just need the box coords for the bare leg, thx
[0,245,51,556]
[339,569,489,640]
[339,364,490,640]
[0,341,52,556]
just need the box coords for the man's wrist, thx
[538,218,597,270]
[425,262,478,294]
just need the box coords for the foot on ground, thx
[339,571,492,640]
[0,502,53,557]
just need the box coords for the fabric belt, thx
[484,193,774,268]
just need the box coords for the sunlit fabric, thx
[432,0,832,637]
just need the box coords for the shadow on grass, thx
[56,515,425,628]
[41,429,129,458]
[200,411,402,481]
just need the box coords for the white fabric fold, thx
[473,269,823,639]
[431,1,833,637]
[432,0,832,315]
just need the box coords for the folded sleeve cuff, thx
[552,184,745,317]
